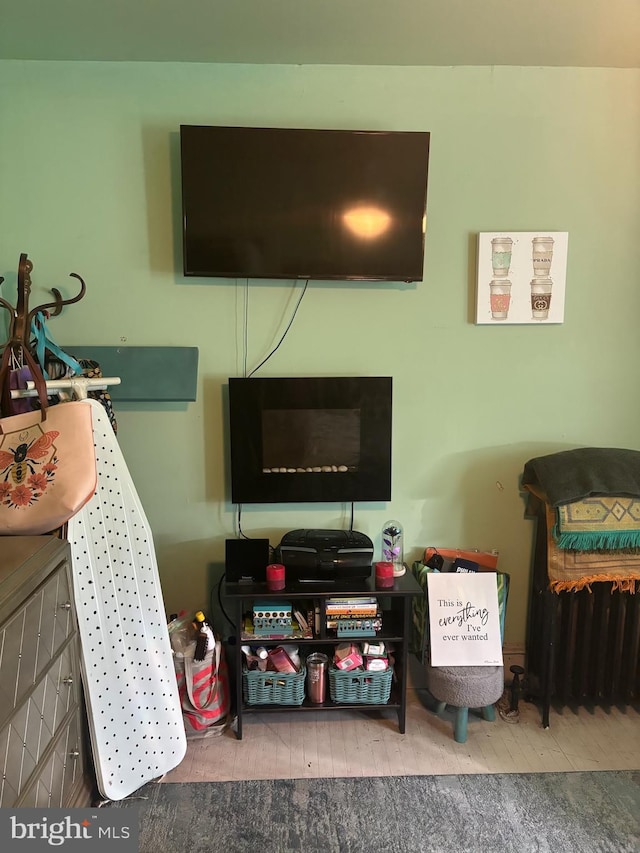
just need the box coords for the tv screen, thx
[180,126,430,282]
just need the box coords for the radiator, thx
[526,499,640,727]
[527,583,640,709]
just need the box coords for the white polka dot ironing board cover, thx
[67,399,186,801]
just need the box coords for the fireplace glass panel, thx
[262,409,360,472]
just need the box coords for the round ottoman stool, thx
[426,664,504,743]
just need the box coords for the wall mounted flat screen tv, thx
[180,125,430,282]
[228,376,392,504]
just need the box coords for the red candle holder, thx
[266,563,286,590]
[375,561,394,589]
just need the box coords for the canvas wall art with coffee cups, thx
[475,231,568,324]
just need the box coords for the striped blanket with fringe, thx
[544,501,640,593]
[554,495,640,551]
[522,447,640,592]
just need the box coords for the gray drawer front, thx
[0,642,79,807]
[14,710,84,808]
[0,565,74,724]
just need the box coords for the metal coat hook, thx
[0,253,87,354]
[29,271,87,324]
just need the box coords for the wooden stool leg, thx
[435,701,447,714]
[482,704,496,722]
[454,707,469,743]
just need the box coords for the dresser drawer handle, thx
[59,601,73,610]
[62,676,74,686]
[69,749,80,759]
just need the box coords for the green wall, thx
[1,61,639,649]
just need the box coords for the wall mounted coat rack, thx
[0,253,119,409]
[0,252,86,360]
[1,254,198,405]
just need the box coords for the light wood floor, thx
[165,668,640,783]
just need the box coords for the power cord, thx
[236,504,251,539]
[213,571,236,636]
[247,279,309,378]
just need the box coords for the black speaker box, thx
[225,538,270,583]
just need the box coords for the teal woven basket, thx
[329,665,393,704]
[243,665,306,706]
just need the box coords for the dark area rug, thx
[106,770,640,853]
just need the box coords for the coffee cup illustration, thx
[490,279,512,320]
[491,237,513,278]
[532,236,554,277]
[530,277,553,320]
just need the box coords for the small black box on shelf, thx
[225,538,270,583]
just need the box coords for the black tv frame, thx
[180,125,430,282]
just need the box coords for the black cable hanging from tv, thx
[236,503,251,539]
[246,279,309,378]
[243,278,249,377]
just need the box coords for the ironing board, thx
[67,399,186,801]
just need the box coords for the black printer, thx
[276,529,374,582]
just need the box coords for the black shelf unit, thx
[223,571,423,739]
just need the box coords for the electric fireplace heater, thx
[228,376,392,504]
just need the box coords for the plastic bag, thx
[168,613,230,738]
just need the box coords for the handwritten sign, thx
[427,572,503,666]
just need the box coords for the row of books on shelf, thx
[325,596,379,616]
[325,596,382,638]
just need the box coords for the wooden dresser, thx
[0,536,92,806]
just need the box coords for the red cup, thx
[266,563,286,590]
[375,561,394,589]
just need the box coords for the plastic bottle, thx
[241,645,267,671]
[193,610,215,661]
[193,610,210,631]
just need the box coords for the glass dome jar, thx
[381,520,405,577]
